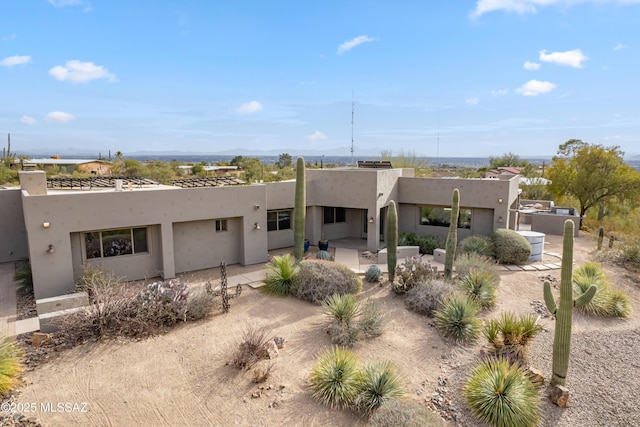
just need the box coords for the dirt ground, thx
[11,234,640,427]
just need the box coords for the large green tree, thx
[547,140,640,227]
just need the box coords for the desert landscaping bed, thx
[4,234,640,427]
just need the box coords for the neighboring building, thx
[23,158,111,176]
[1,168,520,300]
[488,166,521,178]
[176,165,239,176]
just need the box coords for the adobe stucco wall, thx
[0,188,28,262]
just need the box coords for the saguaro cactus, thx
[444,189,460,280]
[387,201,398,282]
[597,226,604,250]
[294,157,306,261]
[543,220,596,387]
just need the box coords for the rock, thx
[264,340,279,359]
[251,391,261,398]
[550,385,570,407]
[273,337,285,349]
[31,332,53,348]
[526,367,545,388]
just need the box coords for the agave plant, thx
[263,254,299,296]
[309,347,360,409]
[434,294,481,343]
[459,269,498,309]
[463,358,540,427]
[355,361,404,414]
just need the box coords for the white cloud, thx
[523,61,541,70]
[48,0,82,6]
[337,35,375,55]
[1,33,16,41]
[49,60,117,83]
[516,79,557,96]
[45,111,75,123]
[0,55,31,67]
[614,43,627,50]
[472,0,640,17]
[539,49,588,68]
[491,88,509,95]
[20,115,37,125]
[306,131,328,141]
[236,101,263,114]
[465,98,479,105]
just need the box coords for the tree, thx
[276,153,292,169]
[488,152,522,169]
[547,141,640,228]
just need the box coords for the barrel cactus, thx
[444,189,460,280]
[543,220,596,387]
[365,265,382,283]
[316,250,332,261]
[386,201,398,282]
[294,157,306,261]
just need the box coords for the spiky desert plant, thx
[435,294,481,343]
[355,361,405,415]
[387,201,398,282]
[455,253,500,283]
[543,220,596,386]
[463,358,540,427]
[359,299,387,339]
[365,264,383,283]
[0,335,23,397]
[459,235,493,258]
[323,293,360,325]
[483,312,542,364]
[294,156,306,261]
[13,263,33,296]
[597,226,604,250]
[309,347,360,409]
[263,254,299,296]
[460,269,498,309]
[573,262,630,317]
[316,249,332,260]
[369,398,445,427]
[444,189,460,279]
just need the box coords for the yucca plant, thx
[459,269,497,309]
[309,347,360,409]
[434,294,481,343]
[609,290,631,318]
[369,398,445,427]
[323,294,360,325]
[455,253,499,283]
[573,262,631,317]
[263,254,299,296]
[0,335,23,397]
[483,312,542,364]
[355,361,404,415]
[358,299,387,339]
[463,358,540,427]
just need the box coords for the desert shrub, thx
[434,294,481,343]
[483,312,542,364]
[415,235,444,255]
[573,262,631,317]
[455,253,499,283]
[398,232,419,247]
[138,279,189,326]
[13,262,33,296]
[263,254,299,296]
[458,235,493,258]
[232,324,272,370]
[393,256,437,294]
[309,347,360,409]
[293,260,362,304]
[369,398,444,427]
[463,358,540,427]
[365,264,383,283]
[316,250,333,260]
[459,270,498,309]
[492,229,531,264]
[354,361,404,414]
[618,240,640,268]
[323,295,387,346]
[185,286,218,321]
[404,279,452,316]
[0,335,23,397]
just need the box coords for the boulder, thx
[31,332,53,348]
[550,385,570,408]
[264,340,279,359]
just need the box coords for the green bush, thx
[573,262,631,317]
[415,235,444,255]
[398,232,419,247]
[0,335,23,397]
[459,270,498,309]
[13,263,33,296]
[365,264,383,283]
[293,260,362,304]
[458,235,493,258]
[483,312,542,363]
[263,254,299,296]
[369,398,444,427]
[354,361,404,414]
[404,279,452,316]
[492,229,531,264]
[393,256,437,294]
[434,294,481,343]
[455,253,499,283]
[463,358,540,427]
[309,347,360,409]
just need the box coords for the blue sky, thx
[1,0,639,158]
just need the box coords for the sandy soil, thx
[12,234,640,427]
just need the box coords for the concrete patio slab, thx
[334,248,360,273]
[533,264,550,271]
[15,317,40,335]
[522,265,537,271]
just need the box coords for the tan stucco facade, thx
[4,169,520,300]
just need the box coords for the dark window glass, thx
[267,212,278,231]
[278,211,291,230]
[323,206,334,224]
[133,228,148,253]
[84,232,101,259]
[101,228,133,257]
[335,207,346,223]
[216,219,227,232]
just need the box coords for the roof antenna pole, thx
[436,107,440,165]
[351,91,355,165]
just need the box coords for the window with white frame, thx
[267,209,292,231]
[84,227,148,259]
[419,206,471,229]
[215,219,228,232]
[323,206,346,224]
